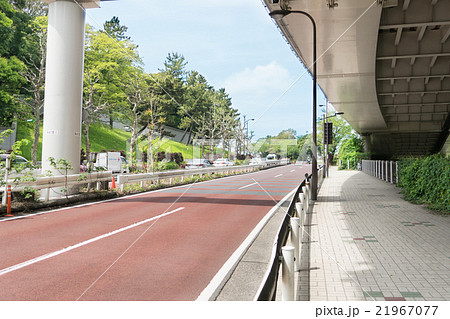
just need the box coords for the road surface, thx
[0,164,309,300]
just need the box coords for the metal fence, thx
[361,160,398,184]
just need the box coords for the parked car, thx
[120,156,130,173]
[249,157,263,165]
[0,154,28,166]
[185,159,213,169]
[0,154,39,178]
[213,158,233,167]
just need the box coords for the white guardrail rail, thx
[1,159,289,203]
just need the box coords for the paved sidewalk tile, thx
[297,167,450,301]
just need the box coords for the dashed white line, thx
[238,182,258,189]
[274,174,283,178]
[290,169,295,172]
[0,207,185,277]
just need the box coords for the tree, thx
[161,52,187,81]
[157,53,187,129]
[18,15,46,164]
[8,0,47,17]
[83,26,139,165]
[179,71,211,143]
[0,56,25,126]
[337,135,364,169]
[123,69,147,168]
[141,75,166,172]
[103,16,130,41]
[101,17,133,128]
[0,0,29,126]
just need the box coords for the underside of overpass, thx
[263,0,450,159]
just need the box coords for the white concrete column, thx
[41,0,86,196]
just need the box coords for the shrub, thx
[398,154,449,213]
[156,160,179,171]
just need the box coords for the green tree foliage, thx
[83,25,139,163]
[103,16,130,41]
[1,9,239,166]
[0,55,25,125]
[398,154,450,213]
[337,136,365,169]
[0,0,30,126]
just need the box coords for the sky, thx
[85,0,327,140]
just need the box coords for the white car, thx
[185,159,213,169]
[249,158,263,165]
[0,154,28,165]
[213,158,233,167]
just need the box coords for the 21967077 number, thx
[376,306,438,316]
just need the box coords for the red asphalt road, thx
[0,164,310,300]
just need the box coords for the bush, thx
[156,160,179,171]
[398,154,449,213]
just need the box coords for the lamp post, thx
[244,117,255,156]
[269,9,318,200]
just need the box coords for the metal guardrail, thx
[255,165,324,301]
[1,160,289,204]
[116,160,289,191]
[255,176,309,300]
[361,160,398,184]
[1,171,113,204]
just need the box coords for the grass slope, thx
[15,121,200,161]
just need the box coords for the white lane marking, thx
[238,182,258,189]
[0,207,185,277]
[274,174,283,178]
[290,169,295,172]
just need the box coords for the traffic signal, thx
[323,122,333,144]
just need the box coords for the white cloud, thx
[223,61,293,95]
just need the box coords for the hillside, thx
[15,121,200,162]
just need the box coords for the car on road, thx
[119,156,130,174]
[185,159,213,169]
[213,158,233,167]
[0,154,28,166]
[0,154,39,178]
[249,158,263,165]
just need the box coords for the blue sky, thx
[85,0,327,140]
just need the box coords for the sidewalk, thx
[297,166,450,301]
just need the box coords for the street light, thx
[244,117,254,156]
[269,9,318,200]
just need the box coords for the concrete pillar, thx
[41,0,99,196]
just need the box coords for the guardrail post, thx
[290,217,300,271]
[45,188,50,202]
[302,186,308,213]
[281,246,295,301]
[305,182,310,203]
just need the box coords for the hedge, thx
[397,154,449,213]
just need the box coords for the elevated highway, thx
[263,0,450,158]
